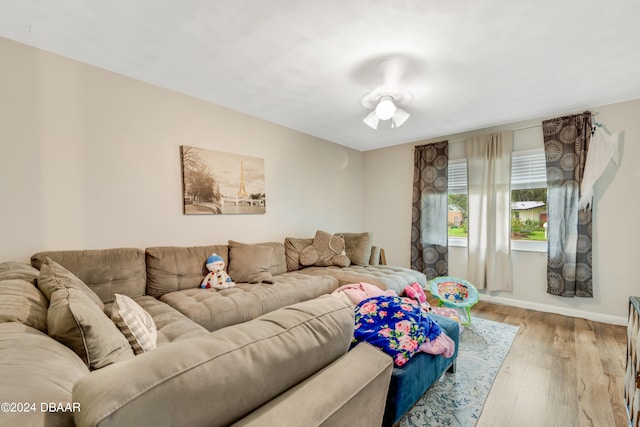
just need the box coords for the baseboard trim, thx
[478,294,627,326]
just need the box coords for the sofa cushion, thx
[255,241,287,276]
[145,245,229,298]
[341,232,373,266]
[284,237,313,271]
[159,272,340,332]
[0,261,39,283]
[37,257,105,309]
[228,241,274,284]
[111,294,158,355]
[0,279,48,332]
[133,296,208,345]
[0,322,89,427]
[48,287,134,369]
[32,248,147,304]
[73,295,355,427]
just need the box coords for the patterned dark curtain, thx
[542,112,593,297]
[411,142,448,280]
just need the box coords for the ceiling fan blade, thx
[379,58,404,86]
[363,110,379,129]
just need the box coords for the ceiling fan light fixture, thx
[375,96,397,120]
[361,87,412,130]
[363,110,380,129]
[391,107,410,128]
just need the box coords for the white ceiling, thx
[1,0,640,151]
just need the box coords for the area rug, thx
[399,316,519,427]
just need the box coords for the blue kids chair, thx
[429,276,479,326]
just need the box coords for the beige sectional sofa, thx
[0,235,426,427]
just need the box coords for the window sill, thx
[511,240,547,253]
[448,237,467,248]
[447,238,547,253]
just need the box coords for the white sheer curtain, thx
[466,131,513,290]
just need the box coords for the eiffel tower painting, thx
[237,160,249,198]
[180,145,266,215]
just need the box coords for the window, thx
[447,149,548,247]
[447,160,467,239]
[511,150,547,242]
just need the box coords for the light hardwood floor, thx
[457,300,627,427]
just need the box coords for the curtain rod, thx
[512,123,541,132]
[418,112,599,146]
[512,111,599,132]
[437,124,542,145]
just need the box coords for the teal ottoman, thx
[382,314,460,426]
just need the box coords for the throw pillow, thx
[341,232,373,266]
[111,294,158,355]
[227,241,274,284]
[37,257,104,310]
[47,287,134,370]
[284,237,314,271]
[0,279,48,332]
[300,230,351,268]
[0,261,40,284]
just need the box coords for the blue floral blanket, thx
[352,295,443,366]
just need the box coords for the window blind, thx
[511,152,547,190]
[447,151,547,193]
[448,161,467,194]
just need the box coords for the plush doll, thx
[200,253,235,289]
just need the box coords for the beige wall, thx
[0,37,364,262]
[364,99,640,324]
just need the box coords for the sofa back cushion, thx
[341,232,373,266]
[73,295,354,427]
[284,237,314,271]
[31,248,146,304]
[227,241,274,284]
[259,241,287,276]
[227,241,287,277]
[145,245,229,298]
[37,257,105,308]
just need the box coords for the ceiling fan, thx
[361,58,413,130]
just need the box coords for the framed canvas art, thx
[180,145,266,215]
